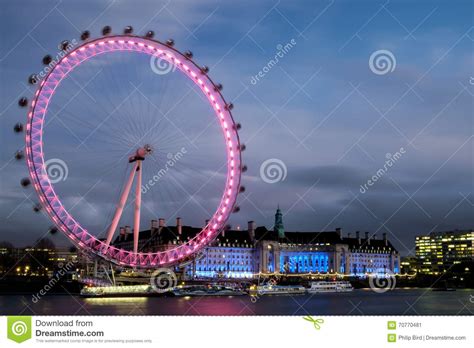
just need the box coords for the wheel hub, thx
[129,144,153,162]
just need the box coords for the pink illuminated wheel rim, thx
[25,35,242,268]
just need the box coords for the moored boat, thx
[172,284,246,297]
[307,281,353,293]
[80,284,165,297]
[250,284,306,296]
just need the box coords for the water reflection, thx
[84,297,149,305]
[0,289,472,315]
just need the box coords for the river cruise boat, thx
[307,281,353,293]
[172,284,246,297]
[250,284,306,296]
[80,284,163,298]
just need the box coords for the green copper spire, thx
[274,205,285,238]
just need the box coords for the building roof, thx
[425,229,473,237]
[256,228,342,244]
[114,225,199,244]
[113,224,398,252]
[342,237,396,251]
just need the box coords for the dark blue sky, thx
[0,0,473,256]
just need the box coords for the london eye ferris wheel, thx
[14,25,245,269]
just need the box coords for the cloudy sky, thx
[0,0,472,256]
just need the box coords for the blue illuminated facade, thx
[191,244,254,279]
[279,251,330,273]
[183,218,399,278]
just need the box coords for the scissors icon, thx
[303,316,324,330]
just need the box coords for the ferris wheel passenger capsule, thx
[14,123,24,133]
[241,165,248,173]
[166,39,175,47]
[214,83,223,91]
[14,150,24,160]
[33,203,42,212]
[102,26,112,36]
[200,66,209,74]
[225,103,234,110]
[145,30,154,38]
[184,50,193,59]
[18,97,28,107]
[42,55,52,65]
[59,40,70,51]
[80,30,90,41]
[28,74,38,85]
[124,26,133,34]
[20,177,31,187]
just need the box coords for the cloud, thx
[0,0,472,255]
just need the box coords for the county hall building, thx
[113,207,400,278]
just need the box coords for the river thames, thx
[1,289,473,315]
